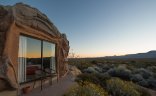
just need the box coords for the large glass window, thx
[18,35,56,83]
[43,41,56,73]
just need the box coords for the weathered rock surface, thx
[69,66,82,77]
[0,3,69,92]
[0,6,13,57]
[13,3,61,38]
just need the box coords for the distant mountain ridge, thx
[105,50,156,59]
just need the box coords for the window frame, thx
[18,34,57,84]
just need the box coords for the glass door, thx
[18,35,56,83]
[43,41,56,73]
[18,36,42,83]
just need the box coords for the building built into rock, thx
[0,3,69,95]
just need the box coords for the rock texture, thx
[59,34,70,76]
[0,5,15,91]
[0,3,69,92]
[69,66,82,77]
[0,6,13,57]
[13,3,61,38]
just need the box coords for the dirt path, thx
[0,90,16,96]
[147,88,156,96]
[23,73,76,96]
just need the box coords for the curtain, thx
[18,36,27,83]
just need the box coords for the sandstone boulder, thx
[69,66,82,77]
[0,3,69,91]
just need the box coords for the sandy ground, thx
[0,90,16,96]
[147,88,156,96]
[23,73,76,96]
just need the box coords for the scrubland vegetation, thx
[64,81,109,96]
[65,58,156,96]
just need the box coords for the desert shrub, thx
[77,62,92,71]
[106,78,150,96]
[131,72,156,89]
[83,66,103,73]
[91,60,98,64]
[131,74,144,82]
[153,73,156,79]
[131,68,156,89]
[107,66,132,80]
[133,68,152,79]
[83,67,99,73]
[95,73,111,87]
[147,66,156,73]
[76,73,111,88]
[106,78,140,96]
[76,73,100,84]
[94,66,103,73]
[137,79,149,87]
[147,77,156,89]
[130,60,137,64]
[64,81,109,96]
[127,65,135,71]
[135,87,151,96]
[102,65,112,72]
[96,73,111,81]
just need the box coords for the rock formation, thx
[0,3,69,91]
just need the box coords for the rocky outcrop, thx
[69,66,82,77]
[0,5,15,91]
[13,3,61,38]
[0,6,13,57]
[0,3,69,91]
[0,55,18,91]
[59,34,70,76]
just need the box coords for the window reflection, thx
[26,37,42,81]
[18,36,56,83]
[43,41,56,73]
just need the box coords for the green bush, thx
[107,66,132,80]
[106,78,150,96]
[147,77,156,89]
[131,74,144,82]
[83,67,99,73]
[76,73,111,88]
[76,73,100,85]
[133,68,152,79]
[153,73,156,79]
[95,73,111,87]
[137,79,149,87]
[78,62,92,71]
[147,66,156,73]
[102,65,112,72]
[91,60,98,64]
[64,81,108,96]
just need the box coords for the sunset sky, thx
[1,0,156,57]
